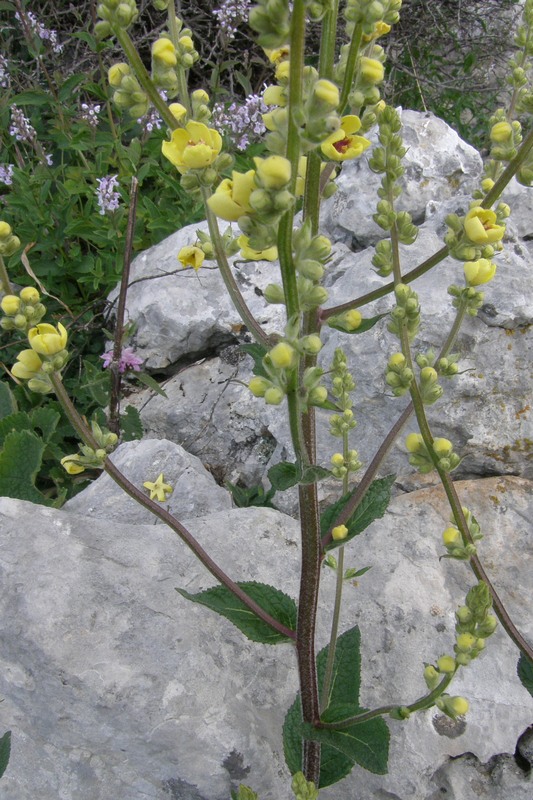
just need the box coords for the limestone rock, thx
[64,438,232,523]
[320,109,483,248]
[2,476,532,799]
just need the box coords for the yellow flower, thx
[60,455,86,475]
[264,46,290,64]
[207,170,255,221]
[143,473,173,502]
[162,121,222,174]
[11,349,43,380]
[178,245,205,271]
[442,527,461,547]
[360,57,385,84]
[248,376,270,397]
[19,286,40,304]
[1,295,21,316]
[237,235,278,262]
[253,155,291,190]
[192,89,209,104]
[108,62,130,87]
[263,85,287,107]
[152,38,177,67]
[405,432,424,453]
[436,656,456,674]
[332,524,349,541]
[464,208,505,244]
[363,21,392,42]
[178,35,194,51]
[275,61,290,82]
[463,258,497,286]
[490,121,512,143]
[447,696,469,717]
[268,342,295,369]
[313,79,339,109]
[168,103,187,122]
[342,310,362,330]
[321,115,370,162]
[28,322,68,356]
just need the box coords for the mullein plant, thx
[5,0,533,794]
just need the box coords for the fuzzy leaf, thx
[241,343,269,379]
[322,475,395,551]
[0,430,51,505]
[518,654,533,698]
[134,372,167,398]
[176,581,296,644]
[328,313,386,335]
[268,461,301,491]
[0,381,17,419]
[283,627,389,787]
[0,730,10,779]
[120,405,143,441]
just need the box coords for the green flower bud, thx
[300,334,323,355]
[1,295,21,316]
[264,386,284,405]
[437,655,456,674]
[249,376,270,397]
[263,284,286,304]
[423,664,440,690]
[268,342,295,369]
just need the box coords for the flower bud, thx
[490,121,513,143]
[423,665,440,690]
[360,57,384,84]
[253,155,291,190]
[249,376,270,397]
[1,295,21,316]
[332,524,348,541]
[308,386,328,405]
[19,286,40,304]
[313,79,339,109]
[108,62,130,87]
[264,284,286,304]
[264,386,284,405]
[437,655,456,674]
[300,334,322,354]
[268,342,295,369]
[446,696,469,717]
[0,221,13,239]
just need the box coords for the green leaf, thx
[300,465,331,484]
[268,462,301,491]
[232,785,258,800]
[227,481,277,509]
[58,74,87,102]
[176,581,296,644]
[0,730,11,779]
[517,654,533,698]
[134,372,167,398]
[328,314,387,335]
[11,90,52,107]
[241,342,269,378]
[29,406,60,443]
[120,405,143,441]
[0,430,51,505]
[283,627,389,787]
[0,381,17,419]
[321,475,395,551]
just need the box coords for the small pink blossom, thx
[101,347,143,373]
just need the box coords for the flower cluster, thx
[95,175,121,215]
[0,54,9,89]
[212,94,267,149]
[9,106,36,144]
[213,0,251,40]
[80,102,101,128]
[15,10,63,54]
[101,347,143,373]
[1,286,46,333]
[61,420,118,475]
[0,165,14,186]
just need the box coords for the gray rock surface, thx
[1,476,532,799]
[126,225,533,490]
[320,109,483,248]
[64,438,232,523]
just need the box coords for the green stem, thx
[50,374,295,641]
[202,191,271,347]
[0,255,12,295]
[322,123,533,322]
[338,23,363,115]
[316,674,454,730]
[320,545,344,714]
[114,27,179,130]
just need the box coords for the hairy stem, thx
[50,374,295,640]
